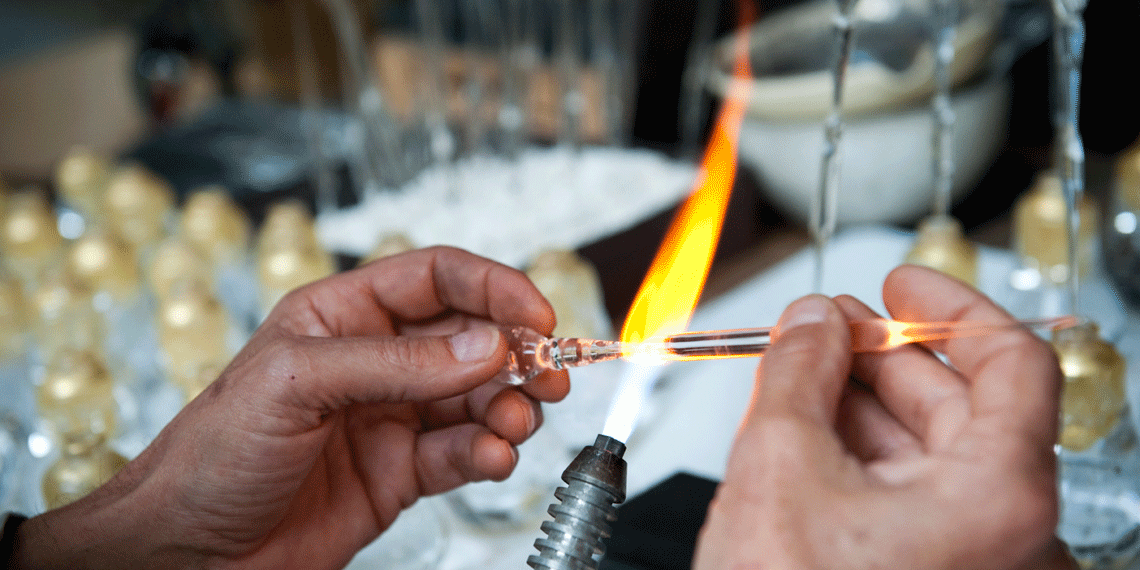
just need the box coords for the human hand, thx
[12,246,569,570]
[693,265,1075,570]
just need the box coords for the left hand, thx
[12,247,569,570]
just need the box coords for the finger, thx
[882,265,1062,445]
[413,424,519,495]
[419,385,544,445]
[257,326,509,415]
[754,295,852,425]
[836,386,923,462]
[276,246,557,337]
[834,295,970,450]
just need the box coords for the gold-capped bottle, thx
[256,202,334,317]
[359,232,415,266]
[30,264,103,360]
[1,189,63,286]
[903,215,978,286]
[1052,321,1140,568]
[180,187,251,267]
[1013,171,1098,286]
[36,349,118,438]
[148,238,211,304]
[1055,322,1127,452]
[103,164,174,257]
[41,430,127,510]
[66,228,140,303]
[54,147,110,222]
[157,278,232,386]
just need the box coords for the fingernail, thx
[449,326,500,362]
[779,295,832,331]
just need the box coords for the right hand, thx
[694,265,1075,570]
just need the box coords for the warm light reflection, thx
[618,7,754,355]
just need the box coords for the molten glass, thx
[495,315,1079,385]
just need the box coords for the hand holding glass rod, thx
[493,315,1079,385]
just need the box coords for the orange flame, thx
[619,5,755,353]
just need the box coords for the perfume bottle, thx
[1,189,64,288]
[156,278,237,398]
[28,264,104,364]
[1053,321,1140,568]
[180,188,258,329]
[103,164,175,262]
[147,237,212,304]
[53,147,111,225]
[36,349,119,440]
[256,202,335,318]
[903,215,978,286]
[41,430,127,510]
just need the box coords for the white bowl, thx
[735,75,1010,224]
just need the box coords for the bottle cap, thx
[1053,321,1127,451]
[1013,172,1098,285]
[104,164,174,249]
[55,147,110,219]
[903,215,978,286]
[180,187,251,265]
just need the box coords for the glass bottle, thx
[1,189,64,288]
[103,164,175,263]
[157,278,238,402]
[147,238,212,304]
[41,430,127,510]
[1053,321,1140,568]
[256,202,335,318]
[903,215,978,286]
[29,264,104,364]
[36,349,118,441]
[53,147,111,228]
[1005,172,1125,333]
[180,187,258,330]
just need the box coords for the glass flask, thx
[1,189,64,288]
[41,430,127,510]
[903,215,978,286]
[1053,322,1140,569]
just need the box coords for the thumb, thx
[265,325,508,408]
[753,295,852,425]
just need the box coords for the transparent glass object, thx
[1054,322,1140,568]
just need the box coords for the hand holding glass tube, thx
[494,315,1079,385]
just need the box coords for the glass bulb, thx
[158,279,231,379]
[1054,322,1127,452]
[67,228,140,301]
